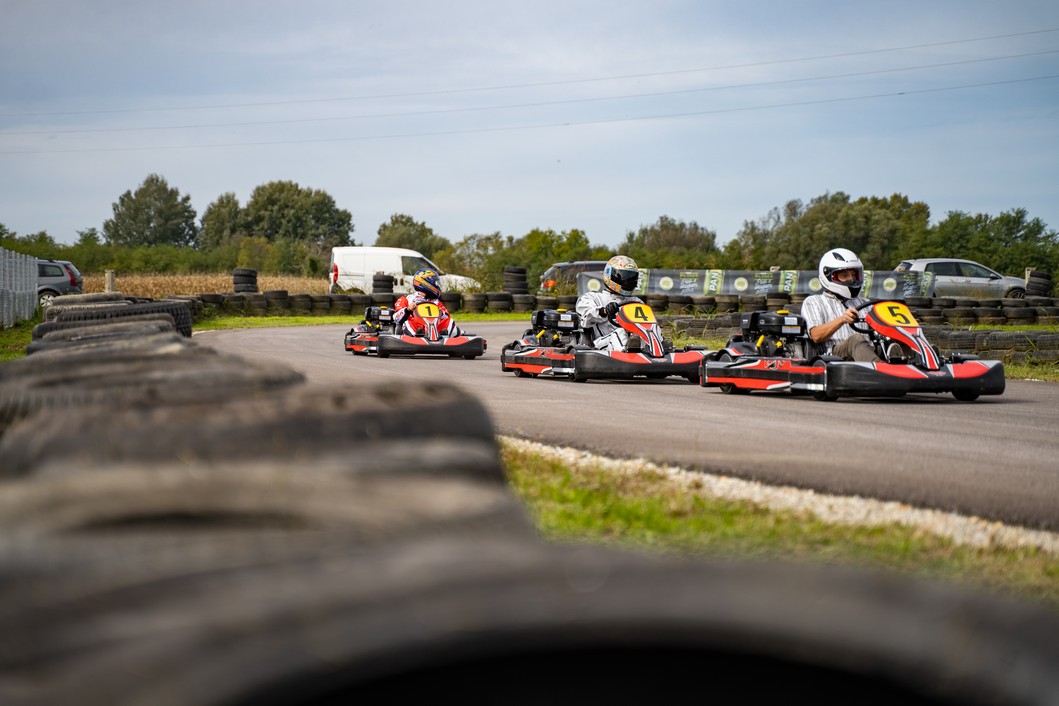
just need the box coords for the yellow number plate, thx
[874,302,918,327]
[621,303,656,323]
[416,302,440,318]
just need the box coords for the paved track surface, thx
[196,322,1059,532]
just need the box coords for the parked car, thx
[37,258,83,307]
[538,260,608,294]
[893,258,1026,299]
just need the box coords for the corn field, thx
[83,273,331,298]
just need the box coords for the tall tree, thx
[761,192,929,270]
[374,213,450,259]
[241,181,354,255]
[102,173,199,247]
[621,216,720,268]
[199,192,245,250]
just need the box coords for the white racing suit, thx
[576,290,632,352]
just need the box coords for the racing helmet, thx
[602,255,640,296]
[412,268,442,298]
[818,248,864,299]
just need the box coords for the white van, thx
[328,246,479,294]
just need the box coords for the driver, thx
[392,268,461,336]
[800,248,881,362]
[576,255,641,352]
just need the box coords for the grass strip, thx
[500,438,1059,609]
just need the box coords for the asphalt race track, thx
[196,321,1059,533]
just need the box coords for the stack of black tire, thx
[371,273,396,307]
[503,265,536,313]
[1027,269,1053,297]
[264,290,291,313]
[232,268,258,293]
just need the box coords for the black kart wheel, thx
[717,353,748,395]
[952,389,980,402]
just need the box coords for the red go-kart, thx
[500,299,710,383]
[344,303,486,359]
[700,300,1005,401]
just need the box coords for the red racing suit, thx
[392,291,460,336]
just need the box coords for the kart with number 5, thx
[700,300,1005,401]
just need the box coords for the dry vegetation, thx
[83,273,331,299]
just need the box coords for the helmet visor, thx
[610,268,639,292]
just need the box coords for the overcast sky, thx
[2,1,1057,252]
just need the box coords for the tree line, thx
[3,173,1057,293]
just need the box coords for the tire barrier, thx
[232,267,258,293]
[501,265,530,295]
[2,310,1059,705]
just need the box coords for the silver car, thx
[893,258,1025,299]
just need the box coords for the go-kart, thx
[700,300,1005,401]
[500,299,711,383]
[344,303,486,359]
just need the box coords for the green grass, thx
[501,442,1059,609]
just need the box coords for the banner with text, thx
[577,269,926,299]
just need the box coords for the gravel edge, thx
[499,435,1059,556]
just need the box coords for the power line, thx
[5,49,1057,136]
[2,74,1055,156]
[1,27,1056,118]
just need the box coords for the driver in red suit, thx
[392,268,461,336]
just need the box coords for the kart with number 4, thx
[700,300,1005,401]
[500,298,711,383]
[344,303,486,359]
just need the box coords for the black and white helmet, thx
[818,248,864,300]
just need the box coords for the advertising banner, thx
[578,269,925,298]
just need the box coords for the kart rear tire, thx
[952,390,980,402]
[377,351,390,359]
[812,391,839,402]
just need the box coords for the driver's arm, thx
[808,307,858,343]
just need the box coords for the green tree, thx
[908,208,1059,276]
[374,214,451,259]
[620,216,720,268]
[0,225,63,259]
[68,228,111,273]
[199,192,245,250]
[758,192,929,270]
[433,232,511,291]
[102,174,199,248]
[242,181,354,255]
[505,228,611,283]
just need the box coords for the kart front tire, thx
[952,390,980,402]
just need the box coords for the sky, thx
[2,0,1058,252]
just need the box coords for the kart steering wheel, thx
[847,299,879,334]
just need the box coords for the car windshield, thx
[402,256,445,276]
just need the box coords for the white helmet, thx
[818,248,864,300]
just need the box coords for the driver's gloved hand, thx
[598,301,621,318]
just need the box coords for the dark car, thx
[37,258,84,307]
[538,260,608,294]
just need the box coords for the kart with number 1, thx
[344,303,486,359]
